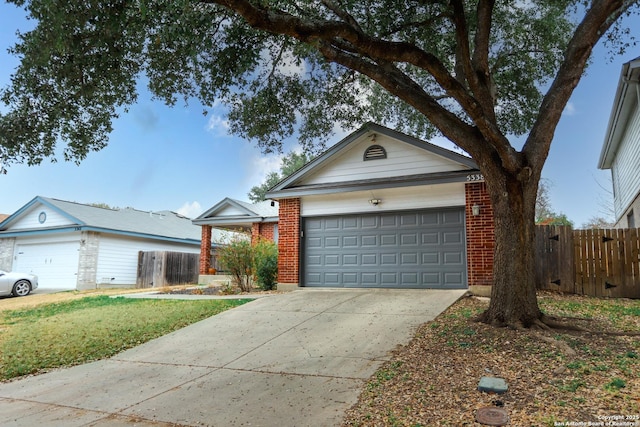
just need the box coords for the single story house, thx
[0,196,228,290]
[598,56,640,228]
[193,197,279,274]
[197,123,495,293]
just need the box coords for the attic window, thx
[363,144,387,161]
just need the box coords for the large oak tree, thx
[1,0,638,327]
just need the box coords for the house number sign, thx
[466,173,485,182]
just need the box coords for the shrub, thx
[254,239,278,290]
[217,237,254,292]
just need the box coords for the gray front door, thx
[303,208,467,289]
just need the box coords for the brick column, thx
[277,198,301,286]
[465,181,494,288]
[251,223,261,245]
[199,225,212,274]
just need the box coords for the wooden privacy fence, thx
[136,251,199,288]
[536,225,640,298]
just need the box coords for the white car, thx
[0,270,39,297]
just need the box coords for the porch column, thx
[199,225,212,274]
[465,181,495,295]
[277,198,300,290]
[251,223,261,245]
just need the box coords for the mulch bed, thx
[163,286,227,295]
[159,286,281,296]
[342,292,640,426]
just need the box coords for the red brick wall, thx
[199,225,212,274]
[465,181,494,286]
[277,198,301,284]
[251,222,276,244]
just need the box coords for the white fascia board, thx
[599,57,640,169]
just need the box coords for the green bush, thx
[254,239,278,290]
[217,237,254,292]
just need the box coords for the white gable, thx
[5,203,77,231]
[211,204,250,218]
[300,132,468,186]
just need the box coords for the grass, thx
[538,296,640,331]
[0,295,250,381]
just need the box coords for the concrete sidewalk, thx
[0,288,465,427]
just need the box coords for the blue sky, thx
[0,3,637,226]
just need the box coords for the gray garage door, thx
[303,208,467,289]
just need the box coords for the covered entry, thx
[303,208,467,289]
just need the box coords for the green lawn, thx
[0,296,250,381]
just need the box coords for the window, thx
[363,144,387,161]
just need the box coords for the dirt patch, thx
[0,288,146,312]
[0,285,278,312]
[157,285,282,296]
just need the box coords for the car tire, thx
[12,280,32,297]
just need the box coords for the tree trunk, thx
[477,170,543,328]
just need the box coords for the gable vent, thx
[363,144,387,161]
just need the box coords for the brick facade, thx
[251,222,276,244]
[199,225,212,274]
[465,181,495,286]
[277,198,301,284]
[209,185,494,288]
[199,222,276,275]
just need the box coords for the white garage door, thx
[303,208,467,289]
[14,241,79,289]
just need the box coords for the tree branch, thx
[380,14,449,38]
[320,0,363,32]
[472,0,496,108]
[450,0,504,159]
[209,0,519,173]
[524,0,632,172]
[316,39,483,153]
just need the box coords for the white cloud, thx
[176,201,203,219]
[428,135,463,153]
[260,48,307,78]
[562,102,576,117]
[206,114,230,134]
[244,152,284,189]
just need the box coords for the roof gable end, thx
[193,198,279,227]
[194,198,261,221]
[267,123,477,197]
[0,196,83,231]
[1,196,202,243]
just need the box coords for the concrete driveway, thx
[0,288,465,427]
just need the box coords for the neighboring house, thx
[197,123,495,293]
[599,56,640,228]
[193,198,279,274]
[0,196,226,290]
